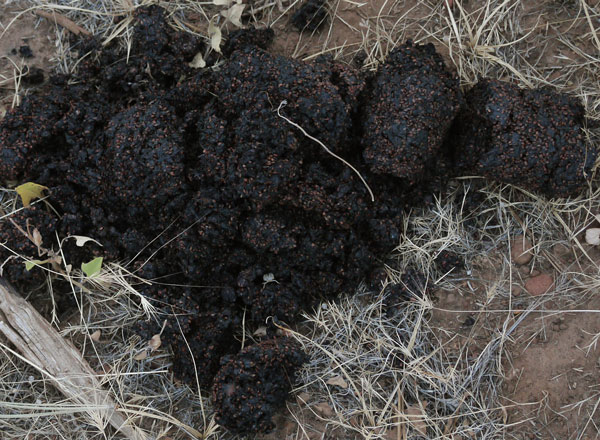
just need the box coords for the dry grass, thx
[1,0,600,439]
[283,176,600,439]
[286,288,519,439]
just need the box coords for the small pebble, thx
[525,273,554,296]
[585,228,600,245]
[519,265,530,275]
[511,284,523,296]
[552,243,571,257]
[511,235,533,265]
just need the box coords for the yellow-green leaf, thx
[25,259,47,271]
[81,257,103,277]
[15,182,48,207]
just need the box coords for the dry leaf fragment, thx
[313,402,333,418]
[212,0,232,5]
[405,405,427,436]
[149,334,162,352]
[208,19,222,53]
[34,10,91,36]
[253,326,267,337]
[383,427,399,440]
[326,375,348,388]
[49,254,63,272]
[296,391,310,404]
[585,228,600,245]
[189,52,206,69]
[221,4,245,27]
[90,330,101,342]
[134,350,148,361]
[66,235,103,247]
[32,228,42,248]
[15,182,48,207]
[135,334,162,360]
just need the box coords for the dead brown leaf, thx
[90,330,101,342]
[406,405,427,436]
[134,350,148,361]
[326,375,348,389]
[313,402,334,418]
[149,334,161,352]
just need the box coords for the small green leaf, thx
[81,257,103,277]
[25,259,46,271]
[15,182,48,207]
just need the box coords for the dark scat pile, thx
[0,6,430,433]
[291,0,328,32]
[0,5,595,435]
[212,337,307,434]
[450,79,594,197]
[361,42,462,184]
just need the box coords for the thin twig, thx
[34,10,92,36]
[276,100,375,202]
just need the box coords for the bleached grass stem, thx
[276,100,375,202]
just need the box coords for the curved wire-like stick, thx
[276,100,375,202]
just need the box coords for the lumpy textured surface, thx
[0,5,594,435]
[362,42,463,184]
[291,0,328,32]
[450,79,594,198]
[212,338,307,434]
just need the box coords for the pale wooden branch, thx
[0,277,147,440]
